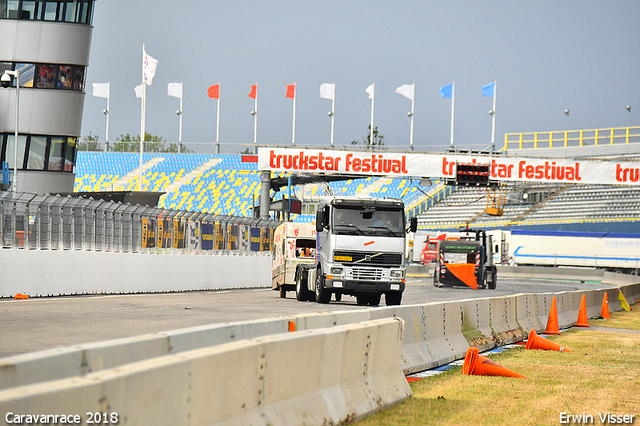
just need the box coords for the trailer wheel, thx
[385,292,402,306]
[334,292,342,302]
[296,274,309,301]
[315,268,331,304]
[279,285,286,298]
[356,294,368,306]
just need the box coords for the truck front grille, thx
[350,267,384,281]
[333,250,403,266]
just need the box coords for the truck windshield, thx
[332,206,404,237]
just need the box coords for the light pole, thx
[1,69,20,193]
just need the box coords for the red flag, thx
[207,84,219,99]
[248,84,257,99]
[286,84,295,99]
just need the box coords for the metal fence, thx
[0,191,281,255]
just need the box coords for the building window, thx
[43,1,57,20]
[27,135,47,170]
[4,135,28,169]
[64,137,76,171]
[0,134,76,172]
[7,62,87,91]
[0,0,93,24]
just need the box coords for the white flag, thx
[134,84,143,98]
[319,83,335,100]
[167,82,182,98]
[143,47,159,85]
[366,83,375,100]
[92,82,109,98]
[396,83,414,101]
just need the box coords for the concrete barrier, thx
[0,319,410,426]
[606,288,622,312]
[0,250,272,298]
[4,280,640,399]
[460,298,495,352]
[555,292,579,329]
[498,265,605,282]
[586,290,604,319]
[515,293,544,333]
[370,305,444,374]
[489,296,525,344]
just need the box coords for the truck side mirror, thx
[410,216,418,233]
[316,210,324,233]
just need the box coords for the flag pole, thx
[292,82,296,145]
[215,82,220,154]
[178,82,183,154]
[369,83,375,147]
[105,82,110,151]
[253,83,258,154]
[491,80,497,152]
[409,82,415,151]
[139,44,145,192]
[330,83,335,146]
[450,82,455,148]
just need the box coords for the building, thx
[0,0,95,193]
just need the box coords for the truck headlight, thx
[330,267,344,275]
[390,269,404,278]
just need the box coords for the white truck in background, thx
[272,222,317,298]
[295,197,417,306]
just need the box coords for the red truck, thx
[420,234,447,265]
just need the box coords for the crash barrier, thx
[0,191,280,254]
[0,250,272,297]
[498,265,608,282]
[4,277,639,393]
[0,318,411,426]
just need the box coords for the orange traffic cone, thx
[574,294,590,327]
[543,296,561,335]
[600,293,610,319]
[461,347,526,379]
[525,328,572,352]
[14,293,28,300]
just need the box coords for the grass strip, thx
[357,306,640,426]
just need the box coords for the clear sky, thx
[81,1,640,153]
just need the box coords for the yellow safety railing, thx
[504,126,640,151]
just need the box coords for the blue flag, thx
[440,83,453,98]
[482,82,495,97]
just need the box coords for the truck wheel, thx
[279,285,286,298]
[334,292,342,302]
[385,292,402,306]
[356,294,369,306]
[315,268,331,304]
[296,275,308,301]
[479,271,487,290]
[488,269,497,289]
[368,293,381,307]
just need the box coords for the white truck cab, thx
[297,197,417,306]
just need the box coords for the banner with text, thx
[257,147,640,185]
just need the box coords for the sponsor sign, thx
[257,147,640,185]
[201,223,214,251]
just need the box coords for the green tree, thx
[111,133,190,153]
[77,132,103,151]
[351,125,385,150]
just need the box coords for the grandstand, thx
[74,125,640,232]
[74,152,434,221]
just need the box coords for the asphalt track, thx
[0,277,613,358]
